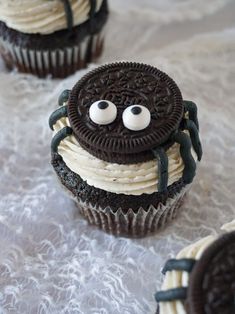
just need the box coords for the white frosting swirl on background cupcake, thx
[0,0,103,35]
[159,236,215,314]
[158,220,235,314]
[53,116,197,195]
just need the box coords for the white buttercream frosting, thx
[0,0,103,35]
[159,236,215,314]
[221,219,235,232]
[53,114,197,195]
[158,221,235,314]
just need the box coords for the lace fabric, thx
[0,0,235,313]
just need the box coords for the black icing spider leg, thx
[51,126,73,153]
[85,1,97,62]
[162,258,196,275]
[172,132,196,184]
[183,100,199,130]
[60,0,74,30]
[49,89,71,130]
[49,89,72,152]
[60,1,97,32]
[89,0,97,26]
[155,288,187,303]
[185,119,202,161]
[49,105,72,153]
[49,105,68,130]
[155,258,197,303]
[152,147,168,193]
[58,89,71,107]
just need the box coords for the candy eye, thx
[122,105,151,131]
[89,100,117,125]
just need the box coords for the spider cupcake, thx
[0,0,108,78]
[49,62,202,236]
[155,220,235,314]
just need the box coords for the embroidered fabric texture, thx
[0,0,235,313]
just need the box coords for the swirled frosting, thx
[158,221,235,314]
[221,219,235,232]
[0,0,103,35]
[53,115,197,195]
[159,236,215,314]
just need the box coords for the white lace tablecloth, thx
[0,1,235,313]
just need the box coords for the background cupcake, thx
[49,62,202,237]
[0,0,108,78]
[155,220,235,314]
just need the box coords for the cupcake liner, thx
[0,30,105,78]
[76,186,189,237]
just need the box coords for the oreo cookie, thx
[188,231,235,314]
[68,62,184,164]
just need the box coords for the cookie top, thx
[68,62,183,164]
[188,231,235,314]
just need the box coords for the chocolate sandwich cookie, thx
[188,231,235,314]
[0,0,108,78]
[68,62,184,164]
[155,225,235,314]
[49,62,202,236]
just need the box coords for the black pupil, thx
[131,106,142,115]
[98,101,109,110]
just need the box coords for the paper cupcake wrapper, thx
[76,187,189,237]
[0,30,105,78]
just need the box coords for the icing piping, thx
[155,288,187,302]
[185,120,202,161]
[58,90,71,107]
[155,258,197,306]
[172,131,196,184]
[162,258,196,275]
[152,148,168,192]
[183,100,199,130]
[60,0,74,30]
[49,106,68,130]
[89,0,97,33]
[51,126,73,153]
[85,1,97,61]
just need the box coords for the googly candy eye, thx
[122,105,151,131]
[89,100,117,125]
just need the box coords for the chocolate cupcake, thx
[0,0,108,78]
[49,62,202,236]
[155,220,235,314]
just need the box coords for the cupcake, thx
[155,220,235,314]
[0,0,108,78]
[49,62,202,236]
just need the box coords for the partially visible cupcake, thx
[49,62,202,237]
[155,220,235,314]
[0,0,108,78]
